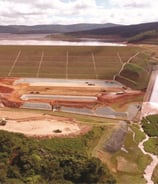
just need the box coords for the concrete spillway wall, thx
[21,102,52,110]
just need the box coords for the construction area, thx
[0,77,143,118]
[0,45,151,137]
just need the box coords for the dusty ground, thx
[0,108,91,138]
[0,119,80,137]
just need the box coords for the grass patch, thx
[144,137,158,155]
[2,107,119,126]
[116,174,146,184]
[130,124,146,143]
[109,125,151,184]
[125,63,144,73]
[142,114,158,137]
[40,126,105,156]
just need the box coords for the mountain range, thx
[0,23,118,34]
[0,22,157,44]
[64,21,158,43]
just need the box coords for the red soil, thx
[0,77,18,85]
[0,77,144,111]
[98,91,144,106]
[1,97,23,108]
[0,85,14,93]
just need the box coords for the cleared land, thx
[0,108,91,138]
[0,116,89,138]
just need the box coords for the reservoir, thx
[0,40,126,46]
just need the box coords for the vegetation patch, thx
[128,30,158,43]
[115,75,138,89]
[141,114,158,183]
[120,69,139,81]
[142,114,158,137]
[124,63,144,73]
[144,137,158,155]
[0,127,116,184]
[117,62,150,89]
[130,124,146,143]
[109,125,151,184]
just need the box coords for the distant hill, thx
[63,22,158,42]
[0,23,119,34]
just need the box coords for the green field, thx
[0,45,149,80]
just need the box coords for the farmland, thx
[0,45,150,81]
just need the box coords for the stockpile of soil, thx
[0,77,17,85]
[0,86,14,93]
[1,98,22,108]
[98,91,144,106]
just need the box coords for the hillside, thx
[128,29,158,44]
[62,22,158,42]
[0,23,118,34]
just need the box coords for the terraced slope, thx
[0,45,151,90]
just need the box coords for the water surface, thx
[0,39,126,46]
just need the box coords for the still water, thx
[0,39,126,46]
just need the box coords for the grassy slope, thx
[144,137,158,183]
[141,114,158,183]
[65,22,158,40]
[0,45,152,89]
[111,125,150,184]
[128,30,158,44]
[92,123,151,184]
[0,45,127,79]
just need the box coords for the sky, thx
[0,0,157,25]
